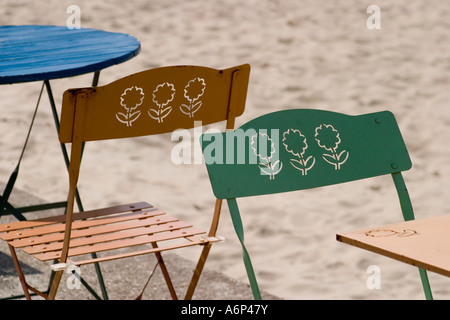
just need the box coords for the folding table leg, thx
[0,81,66,221]
[0,83,45,222]
[0,83,52,300]
[0,194,26,221]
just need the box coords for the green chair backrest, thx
[200,109,432,300]
[202,109,411,199]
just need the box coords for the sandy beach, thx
[2,0,450,299]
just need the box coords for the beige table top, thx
[337,214,450,277]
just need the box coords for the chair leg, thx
[227,199,262,300]
[185,198,222,300]
[8,245,64,300]
[151,243,178,300]
[419,268,433,300]
[8,245,32,300]
[184,243,212,300]
[46,270,64,300]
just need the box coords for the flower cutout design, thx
[314,124,349,170]
[283,129,308,157]
[251,132,275,162]
[250,132,282,180]
[185,77,206,102]
[148,82,175,123]
[315,124,341,152]
[282,129,315,175]
[121,86,145,110]
[116,86,144,127]
[180,77,206,118]
[152,82,176,107]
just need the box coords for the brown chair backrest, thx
[59,64,250,143]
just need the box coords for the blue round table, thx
[0,25,140,84]
[0,25,140,300]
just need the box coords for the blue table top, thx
[0,25,141,84]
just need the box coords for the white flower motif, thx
[250,132,276,162]
[282,128,315,175]
[184,77,206,103]
[180,77,207,118]
[149,82,176,123]
[314,123,348,170]
[152,82,176,108]
[314,124,341,152]
[250,132,282,180]
[116,86,144,127]
[282,129,308,158]
[120,86,145,111]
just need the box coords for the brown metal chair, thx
[0,64,250,300]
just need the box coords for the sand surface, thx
[2,0,450,299]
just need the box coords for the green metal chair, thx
[200,108,433,300]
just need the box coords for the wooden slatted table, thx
[337,214,450,278]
